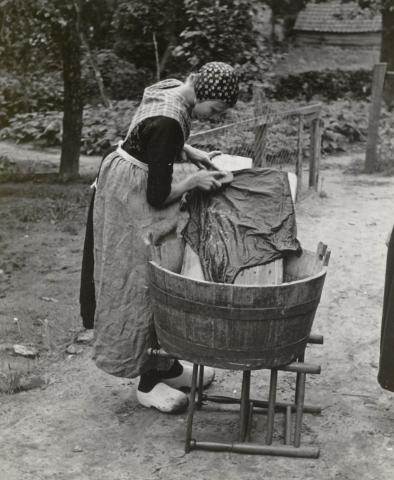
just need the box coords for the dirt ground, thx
[0,142,393,480]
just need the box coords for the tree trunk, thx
[159,42,173,76]
[270,8,277,44]
[381,0,394,107]
[152,32,160,82]
[58,8,83,178]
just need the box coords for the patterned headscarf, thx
[194,62,239,107]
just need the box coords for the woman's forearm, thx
[163,177,193,205]
[182,143,194,159]
[161,170,223,206]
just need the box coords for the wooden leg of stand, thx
[246,401,254,442]
[197,365,204,409]
[185,364,199,453]
[239,371,251,442]
[285,406,292,445]
[294,372,306,448]
[265,369,278,445]
[295,353,305,403]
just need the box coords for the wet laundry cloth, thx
[378,225,394,391]
[182,168,301,284]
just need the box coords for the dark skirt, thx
[378,226,394,391]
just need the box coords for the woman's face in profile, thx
[192,99,228,120]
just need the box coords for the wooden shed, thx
[294,1,382,48]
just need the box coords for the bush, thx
[0,71,63,117]
[0,112,63,147]
[269,69,372,102]
[377,107,394,174]
[0,52,150,118]
[0,99,246,154]
[0,98,373,160]
[173,0,257,68]
[4,98,393,174]
[0,100,139,155]
[81,50,152,101]
[321,100,369,154]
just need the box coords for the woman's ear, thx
[187,73,199,86]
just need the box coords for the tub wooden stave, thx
[148,250,327,370]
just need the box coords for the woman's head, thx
[189,62,239,120]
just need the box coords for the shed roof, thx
[294,1,382,33]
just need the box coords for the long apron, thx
[378,225,394,391]
[92,146,195,378]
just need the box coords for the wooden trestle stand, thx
[149,332,323,458]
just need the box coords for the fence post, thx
[253,85,267,168]
[309,117,321,190]
[365,63,387,173]
[296,114,304,199]
[254,123,267,168]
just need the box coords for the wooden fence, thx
[189,103,323,200]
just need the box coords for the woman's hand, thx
[163,170,225,206]
[188,170,225,191]
[183,144,221,170]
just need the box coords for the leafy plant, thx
[173,0,258,68]
[112,0,187,75]
[321,100,369,154]
[271,70,372,102]
[81,50,150,101]
[377,106,394,173]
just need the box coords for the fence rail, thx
[189,102,322,200]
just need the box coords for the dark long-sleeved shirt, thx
[123,116,184,207]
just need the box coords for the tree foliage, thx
[111,0,263,75]
[0,0,54,72]
[0,0,115,73]
[112,0,187,74]
[0,0,85,177]
[173,0,258,68]
[259,0,308,39]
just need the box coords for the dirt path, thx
[0,141,101,177]
[0,146,394,480]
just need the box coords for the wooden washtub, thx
[148,249,327,370]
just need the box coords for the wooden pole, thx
[192,441,320,458]
[203,395,321,414]
[365,63,387,173]
[253,123,267,168]
[197,365,204,408]
[308,117,321,190]
[185,364,199,453]
[296,114,304,199]
[265,369,278,445]
[285,406,292,445]
[152,32,160,82]
[79,32,112,109]
[246,401,254,442]
[252,85,267,167]
[294,373,306,448]
[239,371,251,441]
